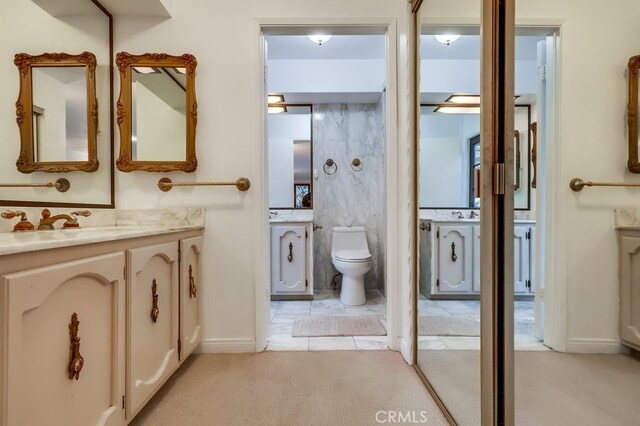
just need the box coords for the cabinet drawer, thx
[1,253,125,426]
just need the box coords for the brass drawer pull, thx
[287,242,293,262]
[189,264,197,298]
[451,242,458,262]
[151,279,159,323]
[68,313,84,380]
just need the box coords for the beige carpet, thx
[292,315,387,337]
[131,351,448,426]
[419,350,640,426]
[418,315,480,336]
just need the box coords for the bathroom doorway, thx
[259,26,394,352]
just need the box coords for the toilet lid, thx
[334,250,372,262]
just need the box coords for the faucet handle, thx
[2,210,35,231]
[71,210,92,218]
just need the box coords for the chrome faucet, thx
[469,211,479,219]
[38,209,91,230]
[451,211,464,219]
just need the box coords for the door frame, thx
[254,18,400,353]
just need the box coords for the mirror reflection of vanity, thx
[268,105,313,209]
[116,52,198,172]
[0,0,113,207]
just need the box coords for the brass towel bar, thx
[0,178,70,192]
[157,177,251,192]
[570,177,640,192]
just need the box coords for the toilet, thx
[331,226,372,306]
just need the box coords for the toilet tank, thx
[331,227,369,257]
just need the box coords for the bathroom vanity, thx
[616,209,640,351]
[0,210,204,425]
[269,210,314,299]
[419,219,536,299]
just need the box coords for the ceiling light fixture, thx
[132,66,160,74]
[434,105,480,114]
[307,35,332,46]
[445,94,521,104]
[435,34,461,46]
[268,94,285,104]
[268,105,287,114]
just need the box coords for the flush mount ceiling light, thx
[132,66,160,74]
[435,34,461,45]
[434,105,480,114]
[445,94,521,104]
[268,94,285,104]
[268,105,287,114]
[307,35,332,46]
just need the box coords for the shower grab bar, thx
[570,177,640,192]
[157,177,251,192]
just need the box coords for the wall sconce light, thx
[307,35,332,46]
[435,35,461,45]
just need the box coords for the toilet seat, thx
[333,250,372,262]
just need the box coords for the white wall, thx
[423,0,640,352]
[114,0,407,353]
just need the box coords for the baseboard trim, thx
[197,338,256,353]
[400,338,412,364]
[565,338,624,354]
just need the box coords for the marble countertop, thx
[269,209,314,223]
[0,225,204,256]
[615,209,640,229]
[0,208,205,256]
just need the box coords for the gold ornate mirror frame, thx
[115,52,198,172]
[628,55,640,173]
[14,52,98,173]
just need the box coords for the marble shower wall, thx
[313,101,386,291]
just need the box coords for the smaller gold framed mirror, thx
[14,52,98,173]
[115,52,198,172]
[628,55,640,173]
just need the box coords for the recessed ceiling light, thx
[268,94,285,104]
[268,105,287,114]
[307,35,332,46]
[435,35,461,45]
[434,105,480,114]
[132,66,160,74]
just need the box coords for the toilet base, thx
[340,275,366,306]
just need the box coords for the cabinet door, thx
[529,226,536,294]
[1,253,125,426]
[437,225,472,293]
[179,236,202,361]
[620,236,640,349]
[272,225,307,293]
[127,242,179,419]
[514,226,530,294]
[472,226,481,292]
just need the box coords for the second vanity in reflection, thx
[419,217,536,299]
[0,211,203,425]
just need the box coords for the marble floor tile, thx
[270,317,295,335]
[266,334,309,351]
[310,307,347,316]
[417,336,447,350]
[311,299,344,309]
[354,336,388,350]
[309,337,357,351]
[439,336,481,350]
[344,306,382,316]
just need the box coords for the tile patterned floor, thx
[417,299,549,351]
[267,289,388,351]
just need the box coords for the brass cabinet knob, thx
[151,279,160,323]
[68,313,84,380]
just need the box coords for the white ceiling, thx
[420,35,545,61]
[265,35,385,60]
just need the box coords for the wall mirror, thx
[0,0,113,208]
[116,52,198,172]
[627,55,640,172]
[419,103,531,209]
[15,52,98,173]
[267,104,312,209]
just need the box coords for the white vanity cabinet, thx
[0,227,203,426]
[179,236,203,361]
[0,253,126,426]
[271,222,313,298]
[618,230,640,351]
[421,220,536,299]
[126,241,180,419]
